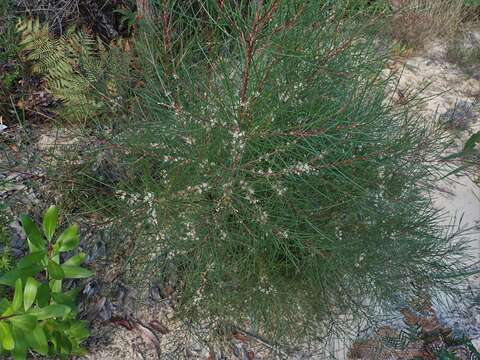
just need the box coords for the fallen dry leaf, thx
[400,308,419,326]
[232,330,249,343]
[136,322,159,349]
[163,285,174,297]
[148,320,169,334]
[111,317,135,330]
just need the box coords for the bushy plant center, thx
[95,0,470,341]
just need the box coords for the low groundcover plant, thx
[0,206,92,359]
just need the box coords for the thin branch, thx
[233,327,289,359]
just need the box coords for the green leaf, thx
[9,315,36,332]
[58,331,72,353]
[61,265,93,279]
[27,325,49,355]
[48,260,65,280]
[463,131,480,155]
[67,320,90,341]
[56,224,79,252]
[43,205,59,241]
[12,279,22,311]
[48,318,70,332]
[1,305,14,318]
[0,298,10,314]
[50,330,59,352]
[0,265,43,287]
[64,253,86,266]
[24,277,39,311]
[443,131,480,160]
[28,304,71,320]
[36,283,50,308]
[0,270,19,287]
[51,288,79,307]
[20,215,45,252]
[12,345,26,360]
[50,279,62,293]
[437,350,457,360]
[17,251,46,269]
[0,321,14,350]
[11,326,27,360]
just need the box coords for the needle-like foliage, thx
[57,0,475,345]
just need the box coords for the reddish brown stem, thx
[137,0,153,21]
[239,0,281,106]
[162,1,172,55]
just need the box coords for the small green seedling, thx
[0,206,92,359]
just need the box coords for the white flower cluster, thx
[289,161,315,175]
[220,229,227,240]
[115,190,128,201]
[180,220,199,242]
[239,180,258,205]
[166,248,188,261]
[355,252,366,268]
[199,159,216,171]
[221,181,233,199]
[254,160,322,177]
[335,226,343,240]
[230,124,246,156]
[272,182,287,196]
[115,190,158,226]
[252,167,275,176]
[198,103,230,129]
[279,91,290,103]
[259,211,268,225]
[143,192,158,226]
[183,136,195,145]
[192,262,214,306]
[257,275,277,295]
[162,154,188,164]
[177,182,211,197]
[278,80,306,104]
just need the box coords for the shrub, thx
[56,0,473,346]
[0,206,92,359]
[389,0,464,48]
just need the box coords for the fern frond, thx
[16,18,114,119]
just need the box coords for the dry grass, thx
[390,0,465,48]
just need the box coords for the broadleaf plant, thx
[0,206,92,359]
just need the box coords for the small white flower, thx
[0,117,6,133]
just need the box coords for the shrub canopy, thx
[60,0,472,344]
